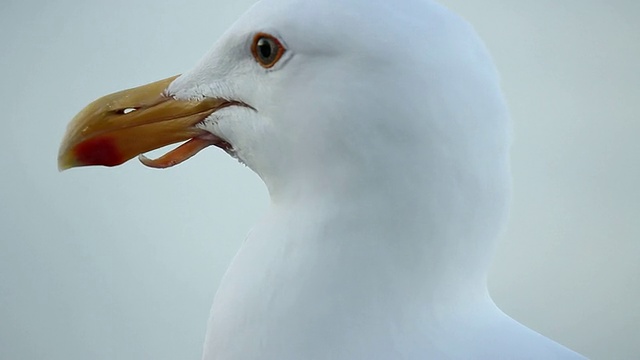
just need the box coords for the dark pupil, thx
[258,38,273,60]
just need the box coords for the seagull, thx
[58,0,586,358]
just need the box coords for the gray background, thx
[1,0,638,359]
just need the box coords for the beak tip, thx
[57,154,74,172]
[58,142,81,172]
[58,162,70,172]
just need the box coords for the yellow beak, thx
[58,75,232,170]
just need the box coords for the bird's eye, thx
[251,33,285,69]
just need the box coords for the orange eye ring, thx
[251,33,286,69]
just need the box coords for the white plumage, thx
[60,0,587,358]
[160,0,587,358]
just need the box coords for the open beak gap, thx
[138,134,222,169]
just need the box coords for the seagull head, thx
[59,0,510,221]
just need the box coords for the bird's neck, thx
[203,176,505,359]
[261,151,509,299]
[203,150,511,359]
[266,182,495,307]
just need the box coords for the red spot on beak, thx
[74,137,123,167]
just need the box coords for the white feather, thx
[168,0,585,358]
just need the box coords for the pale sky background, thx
[0,0,638,359]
